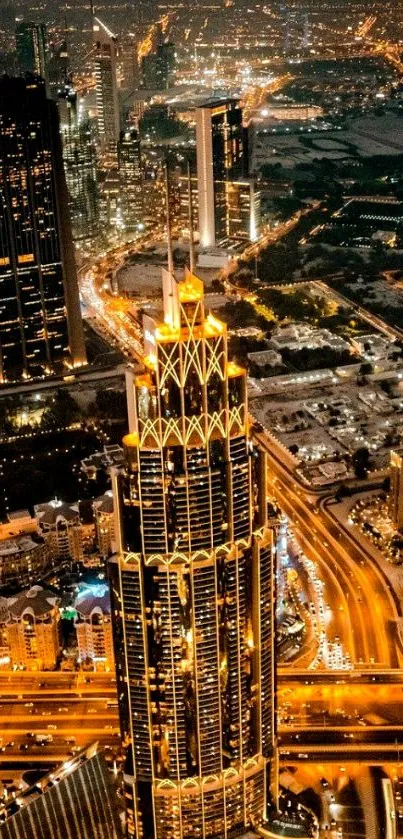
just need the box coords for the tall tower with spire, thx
[110,252,276,837]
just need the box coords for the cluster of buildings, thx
[0,13,264,386]
[0,491,116,670]
[0,491,116,589]
[0,581,113,673]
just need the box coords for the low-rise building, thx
[247,349,282,372]
[269,323,349,354]
[93,491,115,558]
[35,499,83,562]
[81,444,124,481]
[74,584,114,671]
[0,510,50,588]
[6,586,61,670]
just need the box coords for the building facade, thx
[93,491,115,558]
[0,745,123,838]
[93,17,120,158]
[0,76,86,384]
[110,268,275,839]
[6,585,61,670]
[0,533,49,589]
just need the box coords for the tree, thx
[42,389,80,428]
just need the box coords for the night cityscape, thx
[1,0,403,837]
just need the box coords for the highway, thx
[0,674,120,767]
[279,679,403,723]
[253,428,402,669]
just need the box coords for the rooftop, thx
[74,584,111,618]
[34,499,80,526]
[8,586,60,620]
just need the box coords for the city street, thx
[253,428,402,669]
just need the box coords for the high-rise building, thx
[0,744,123,838]
[93,16,120,157]
[15,20,48,80]
[141,41,175,90]
[389,448,403,531]
[6,585,61,670]
[196,99,260,247]
[110,268,275,838]
[75,583,114,671]
[58,82,100,241]
[118,127,143,231]
[0,76,86,384]
[47,38,69,98]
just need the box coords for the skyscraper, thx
[58,82,100,241]
[110,267,275,838]
[118,127,143,231]
[196,99,260,247]
[47,37,69,98]
[141,41,175,90]
[93,16,120,158]
[0,744,123,838]
[15,20,48,80]
[0,76,86,384]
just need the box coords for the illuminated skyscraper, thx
[118,127,143,231]
[110,267,275,838]
[0,76,86,383]
[93,16,120,158]
[58,82,100,241]
[196,99,259,247]
[15,19,48,80]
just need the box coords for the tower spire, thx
[187,160,196,275]
[165,161,174,277]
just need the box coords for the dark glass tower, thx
[0,75,86,383]
[141,41,175,90]
[58,83,100,241]
[15,20,48,79]
[110,268,275,839]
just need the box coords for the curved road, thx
[254,430,401,668]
